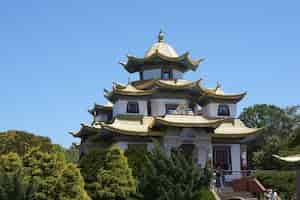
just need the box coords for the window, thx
[218,104,230,116]
[127,102,139,113]
[165,104,178,114]
[213,146,232,172]
[161,68,173,80]
[139,71,144,80]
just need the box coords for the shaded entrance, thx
[178,144,196,161]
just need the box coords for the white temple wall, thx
[113,100,148,116]
[115,141,154,151]
[150,98,189,116]
[143,69,161,80]
[202,102,237,118]
[95,113,108,122]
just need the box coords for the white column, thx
[230,144,241,180]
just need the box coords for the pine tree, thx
[0,153,36,200]
[55,163,91,200]
[138,144,212,200]
[23,147,91,200]
[96,146,137,200]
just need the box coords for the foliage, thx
[64,143,79,163]
[56,163,90,200]
[239,104,300,169]
[79,147,137,200]
[124,144,149,178]
[0,152,36,200]
[138,144,212,200]
[79,149,107,199]
[0,130,55,156]
[198,188,215,200]
[21,147,90,200]
[0,172,36,200]
[254,170,296,199]
[0,152,23,175]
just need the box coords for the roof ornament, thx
[158,29,164,43]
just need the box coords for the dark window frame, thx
[139,71,144,80]
[161,68,173,80]
[127,101,139,113]
[165,104,178,114]
[218,104,230,116]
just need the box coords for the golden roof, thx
[155,114,223,128]
[213,119,263,138]
[120,31,202,73]
[101,115,162,136]
[145,31,178,58]
[88,102,113,114]
[273,154,300,163]
[197,79,246,102]
[132,79,246,102]
[69,123,102,138]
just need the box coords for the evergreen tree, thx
[55,163,90,200]
[79,147,137,200]
[96,146,137,200]
[138,144,212,200]
[79,149,107,199]
[0,153,36,200]
[23,147,91,200]
[0,152,23,175]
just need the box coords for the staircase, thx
[218,186,258,200]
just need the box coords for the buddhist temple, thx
[70,31,262,181]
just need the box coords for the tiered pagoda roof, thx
[120,31,203,73]
[104,79,246,103]
[70,115,262,139]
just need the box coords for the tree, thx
[96,146,137,200]
[138,144,212,200]
[23,148,90,200]
[79,149,107,199]
[55,163,90,200]
[239,104,300,169]
[0,130,55,156]
[64,143,79,163]
[79,147,137,200]
[0,153,36,200]
[0,152,23,175]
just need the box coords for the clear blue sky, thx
[0,1,299,147]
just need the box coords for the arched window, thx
[127,102,139,113]
[218,104,230,116]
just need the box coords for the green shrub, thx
[79,146,137,200]
[198,188,215,200]
[254,170,296,199]
[124,144,148,177]
[138,143,212,200]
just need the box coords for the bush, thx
[198,188,215,200]
[254,170,296,199]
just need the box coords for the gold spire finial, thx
[158,29,164,42]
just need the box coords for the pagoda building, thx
[70,31,262,181]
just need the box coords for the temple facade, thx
[71,31,262,181]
